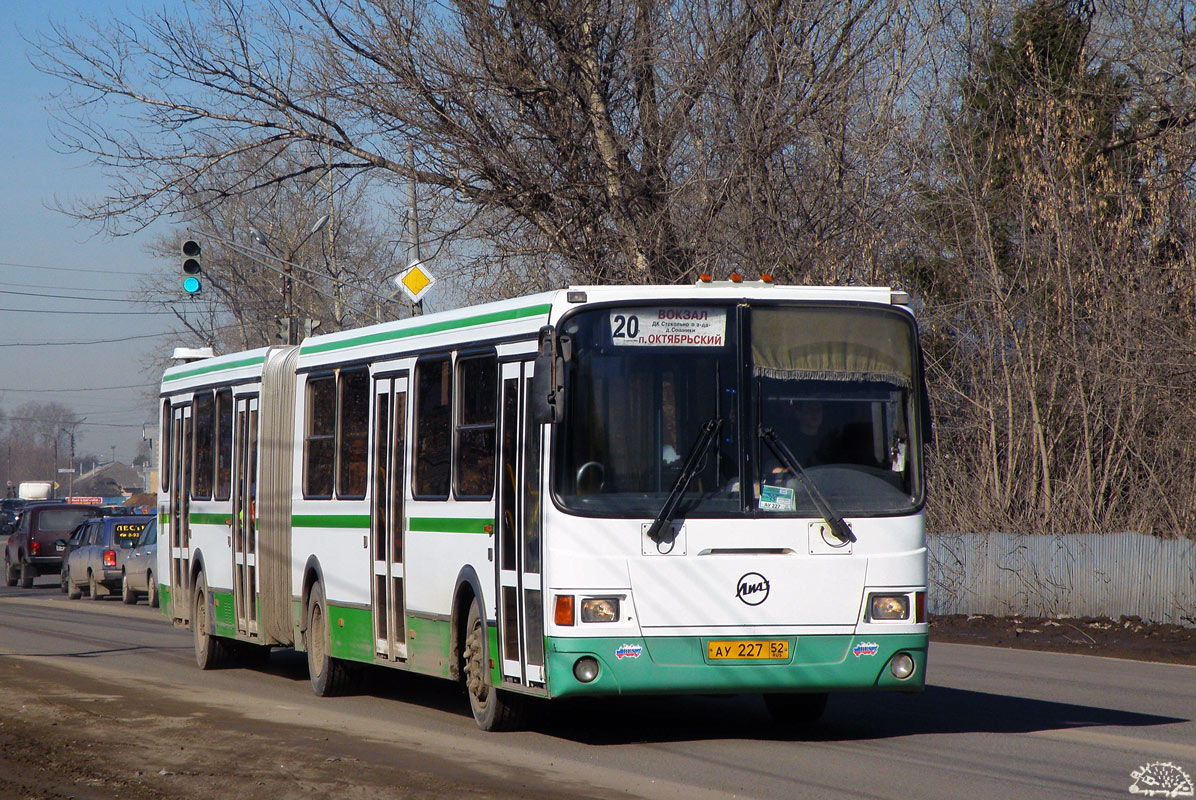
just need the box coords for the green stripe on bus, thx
[300,303,553,355]
[408,517,492,534]
[163,355,266,384]
[292,514,371,529]
[189,513,230,526]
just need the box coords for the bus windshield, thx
[554,303,923,518]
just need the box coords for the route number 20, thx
[611,314,640,339]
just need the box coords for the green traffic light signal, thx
[181,238,202,293]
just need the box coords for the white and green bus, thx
[158,280,932,730]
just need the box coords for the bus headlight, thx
[869,594,910,621]
[580,597,619,623]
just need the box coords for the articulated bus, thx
[158,280,932,730]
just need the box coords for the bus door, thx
[168,403,192,624]
[231,395,259,637]
[496,361,546,689]
[371,374,408,661]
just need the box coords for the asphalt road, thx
[0,573,1193,800]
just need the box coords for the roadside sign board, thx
[394,260,436,303]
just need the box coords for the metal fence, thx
[927,532,1196,628]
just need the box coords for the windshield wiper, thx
[645,416,723,544]
[759,426,856,544]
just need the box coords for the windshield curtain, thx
[553,303,923,517]
[753,307,921,516]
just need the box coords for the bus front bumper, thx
[545,633,927,698]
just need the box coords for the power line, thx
[0,288,150,303]
[0,383,158,393]
[0,305,177,315]
[0,331,169,347]
[0,259,148,276]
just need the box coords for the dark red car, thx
[4,503,101,588]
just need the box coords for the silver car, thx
[65,516,151,600]
[117,518,158,606]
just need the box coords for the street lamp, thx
[249,215,330,345]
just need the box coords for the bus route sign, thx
[609,307,727,347]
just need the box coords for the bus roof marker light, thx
[567,291,587,303]
[698,273,713,283]
[729,272,743,283]
[760,272,774,283]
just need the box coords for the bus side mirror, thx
[531,326,564,424]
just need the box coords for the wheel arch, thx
[450,565,488,683]
[299,555,325,635]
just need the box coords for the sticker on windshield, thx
[609,308,727,347]
[759,485,796,512]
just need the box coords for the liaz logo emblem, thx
[736,572,770,606]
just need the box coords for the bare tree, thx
[35,0,922,285]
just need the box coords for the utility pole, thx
[408,142,423,317]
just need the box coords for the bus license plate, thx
[707,640,789,660]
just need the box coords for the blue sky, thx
[0,1,169,470]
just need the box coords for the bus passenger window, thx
[414,357,452,498]
[193,390,214,499]
[304,375,336,497]
[455,354,497,498]
[338,368,369,498]
[214,388,233,500]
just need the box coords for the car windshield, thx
[554,302,923,518]
[135,519,157,547]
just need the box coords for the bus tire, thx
[306,582,351,696]
[463,602,526,731]
[763,692,828,726]
[193,575,231,669]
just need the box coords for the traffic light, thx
[181,238,202,293]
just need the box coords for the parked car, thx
[1,498,26,535]
[56,521,96,594]
[64,515,152,600]
[117,518,158,606]
[4,503,102,588]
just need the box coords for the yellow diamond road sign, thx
[396,260,435,302]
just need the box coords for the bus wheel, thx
[763,692,828,726]
[193,575,231,669]
[306,582,350,696]
[463,603,525,731]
